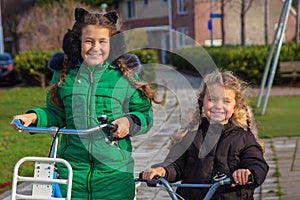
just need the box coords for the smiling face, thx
[81,25,110,66]
[203,84,236,124]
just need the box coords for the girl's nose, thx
[215,100,223,108]
[91,41,102,50]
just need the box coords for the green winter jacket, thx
[30,62,153,199]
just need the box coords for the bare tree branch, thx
[16,1,88,51]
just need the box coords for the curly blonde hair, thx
[169,70,257,148]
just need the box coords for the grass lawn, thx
[0,87,299,194]
[0,87,52,194]
[250,96,300,138]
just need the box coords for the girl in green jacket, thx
[11,8,159,200]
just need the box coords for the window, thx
[144,0,148,6]
[127,0,136,19]
[176,27,189,48]
[177,0,188,15]
[163,0,168,5]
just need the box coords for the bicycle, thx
[11,115,117,200]
[134,173,253,200]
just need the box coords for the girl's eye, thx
[223,99,231,104]
[100,40,108,44]
[84,40,93,44]
[208,98,215,102]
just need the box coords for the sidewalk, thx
[1,65,300,200]
[133,65,300,200]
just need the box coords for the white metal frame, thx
[11,156,73,200]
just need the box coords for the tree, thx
[16,1,87,51]
[221,0,226,45]
[294,0,299,43]
[2,0,35,54]
[228,0,254,45]
[36,0,115,8]
[264,0,268,44]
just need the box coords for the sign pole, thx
[0,1,4,53]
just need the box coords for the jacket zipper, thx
[87,70,94,200]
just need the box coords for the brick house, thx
[114,0,298,50]
[1,0,298,57]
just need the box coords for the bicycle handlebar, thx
[135,173,254,200]
[13,118,117,135]
[135,174,253,187]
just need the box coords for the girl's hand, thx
[231,169,251,187]
[112,117,130,138]
[10,113,38,131]
[142,167,166,180]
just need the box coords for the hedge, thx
[171,42,300,86]
[13,49,159,87]
[14,50,58,87]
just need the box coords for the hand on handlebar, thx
[142,167,166,180]
[10,113,37,131]
[231,169,252,187]
[112,117,130,139]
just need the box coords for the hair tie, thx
[57,81,61,88]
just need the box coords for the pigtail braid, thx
[49,62,70,109]
[116,60,161,104]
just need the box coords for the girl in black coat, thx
[142,70,269,200]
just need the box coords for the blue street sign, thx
[208,19,212,30]
[210,13,222,18]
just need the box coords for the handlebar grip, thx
[247,174,254,184]
[13,119,24,131]
[146,176,161,187]
[112,124,118,132]
[230,174,254,185]
[106,124,118,132]
[139,171,144,179]
[136,172,161,187]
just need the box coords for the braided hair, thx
[49,8,160,108]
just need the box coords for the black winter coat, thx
[156,118,269,200]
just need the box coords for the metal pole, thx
[261,0,292,115]
[210,0,213,46]
[256,0,286,108]
[296,0,299,43]
[0,0,4,53]
[168,0,173,51]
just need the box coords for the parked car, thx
[0,52,20,85]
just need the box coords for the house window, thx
[176,27,189,48]
[127,0,136,19]
[163,0,168,5]
[144,0,148,6]
[177,0,188,15]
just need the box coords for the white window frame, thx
[177,0,188,15]
[127,0,136,19]
[176,27,189,48]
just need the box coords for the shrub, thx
[128,49,159,83]
[171,42,300,86]
[14,50,57,87]
[13,49,159,87]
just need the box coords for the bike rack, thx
[11,156,73,200]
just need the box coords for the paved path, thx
[133,65,300,200]
[1,65,300,200]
